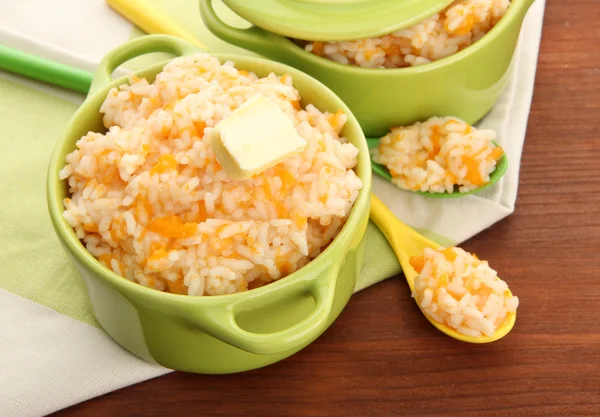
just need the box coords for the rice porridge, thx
[60,54,362,296]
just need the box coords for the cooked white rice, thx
[302,0,510,68]
[411,247,519,337]
[371,117,504,193]
[60,54,362,296]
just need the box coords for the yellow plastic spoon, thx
[369,194,516,343]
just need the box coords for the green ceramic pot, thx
[47,35,372,374]
[200,0,537,137]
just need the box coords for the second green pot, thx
[200,0,537,137]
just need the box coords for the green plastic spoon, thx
[366,137,508,198]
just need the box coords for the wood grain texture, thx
[52,0,600,415]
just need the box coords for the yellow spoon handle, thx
[107,0,208,50]
[369,195,437,255]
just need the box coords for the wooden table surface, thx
[54,0,600,415]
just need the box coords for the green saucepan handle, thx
[199,0,296,63]
[178,258,341,355]
[89,34,205,96]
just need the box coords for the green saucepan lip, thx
[46,35,372,374]
[200,0,537,137]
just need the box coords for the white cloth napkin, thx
[0,0,545,415]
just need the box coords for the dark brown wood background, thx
[53,0,600,415]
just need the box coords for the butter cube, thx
[208,95,306,180]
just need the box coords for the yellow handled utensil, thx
[107,0,207,50]
[369,194,516,343]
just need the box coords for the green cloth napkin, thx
[0,78,98,326]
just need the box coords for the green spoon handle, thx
[0,44,93,94]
